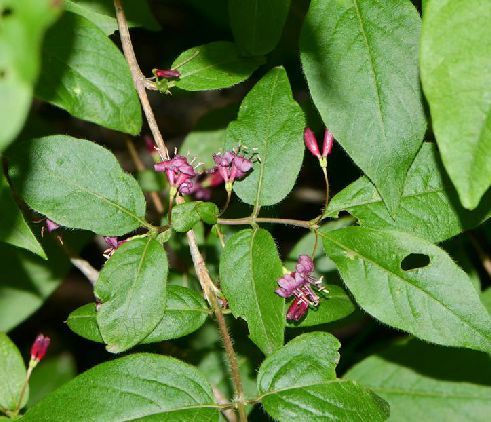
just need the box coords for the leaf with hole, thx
[229,0,291,56]
[321,226,491,353]
[95,237,168,353]
[219,228,285,355]
[68,286,209,344]
[420,0,491,209]
[35,13,142,135]
[65,0,159,35]
[171,41,263,91]
[0,332,27,412]
[301,0,426,213]
[22,354,220,421]
[325,143,491,243]
[0,172,45,259]
[257,332,389,421]
[226,67,305,207]
[8,135,147,236]
[0,0,61,151]
[346,339,491,421]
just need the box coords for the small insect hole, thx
[1,7,13,18]
[401,253,430,271]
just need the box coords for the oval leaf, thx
[22,354,220,421]
[219,228,284,355]
[346,339,491,421]
[171,202,218,233]
[229,0,291,56]
[301,0,426,213]
[325,143,491,243]
[226,67,305,207]
[420,0,491,209]
[321,227,491,353]
[0,173,45,259]
[171,41,263,91]
[96,237,168,353]
[0,0,61,151]
[257,332,389,421]
[35,13,142,135]
[68,286,209,344]
[8,135,147,236]
[0,333,27,412]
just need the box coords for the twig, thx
[126,138,164,214]
[218,216,316,229]
[468,233,491,278]
[213,386,238,422]
[178,197,248,421]
[114,0,169,160]
[59,240,99,285]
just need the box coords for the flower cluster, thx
[275,255,327,321]
[30,333,50,366]
[304,127,334,169]
[211,149,253,192]
[154,154,197,196]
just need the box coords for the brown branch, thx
[114,0,169,160]
[218,216,316,229]
[213,386,238,422]
[468,233,491,279]
[126,138,164,214]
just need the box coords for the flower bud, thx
[304,128,320,158]
[154,68,180,79]
[30,334,50,365]
[322,128,334,157]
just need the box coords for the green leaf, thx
[23,354,220,421]
[226,67,305,207]
[420,0,491,209]
[482,287,491,314]
[286,285,355,328]
[229,0,291,56]
[325,143,491,243]
[136,169,165,192]
[65,0,159,35]
[172,202,219,232]
[27,355,76,407]
[171,41,263,91]
[220,228,284,355]
[301,0,426,213]
[0,0,61,151]
[67,286,208,344]
[0,332,27,412]
[0,232,85,332]
[0,172,45,259]
[8,135,147,236]
[257,332,389,421]
[346,339,491,421]
[95,237,168,353]
[35,13,142,135]
[321,227,491,353]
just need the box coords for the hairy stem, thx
[177,197,247,421]
[218,216,316,229]
[126,139,164,214]
[114,0,169,160]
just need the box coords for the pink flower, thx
[322,128,334,157]
[154,154,197,194]
[45,219,60,233]
[103,237,126,259]
[154,68,180,79]
[304,127,334,159]
[275,255,327,321]
[211,150,253,185]
[30,334,50,363]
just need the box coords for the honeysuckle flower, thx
[322,128,334,157]
[45,219,60,233]
[154,154,197,195]
[304,128,320,158]
[153,68,180,79]
[103,236,126,259]
[211,149,253,191]
[275,255,328,321]
[30,334,50,366]
[304,127,334,169]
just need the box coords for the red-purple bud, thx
[286,297,309,321]
[304,128,320,158]
[45,219,60,233]
[30,334,50,363]
[154,69,180,79]
[322,128,334,157]
[144,135,156,154]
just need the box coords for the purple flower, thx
[154,154,197,194]
[103,236,126,259]
[276,255,327,321]
[45,219,60,233]
[211,149,253,186]
[304,127,334,159]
